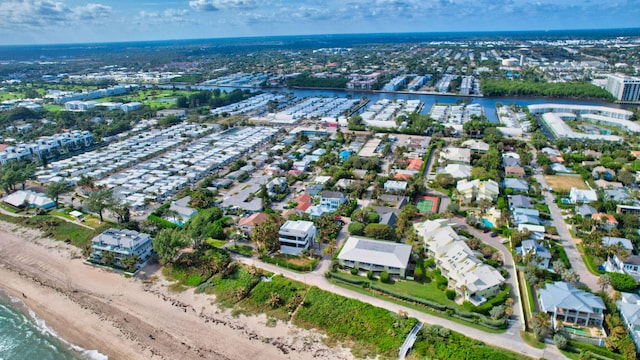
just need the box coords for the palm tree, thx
[598,274,612,292]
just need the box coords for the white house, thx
[617,292,640,353]
[384,180,408,192]
[2,190,56,210]
[278,220,316,255]
[319,191,347,211]
[440,164,472,179]
[569,187,598,204]
[440,147,471,165]
[456,179,500,204]
[604,254,640,282]
[337,236,412,277]
[414,219,504,305]
[539,282,605,329]
[90,228,154,269]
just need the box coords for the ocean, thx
[0,291,107,360]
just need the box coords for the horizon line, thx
[2,27,640,48]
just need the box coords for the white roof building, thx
[440,164,472,179]
[569,187,598,204]
[414,219,504,304]
[440,147,471,164]
[337,236,412,277]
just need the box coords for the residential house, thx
[441,164,472,179]
[319,191,347,211]
[584,150,602,159]
[595,179,623,189]
[604,188,632,203]
[278,220,316,256]
[406,158,424,172]
[266,177,288,197]
[602,237,635,253]
[604,254,640,281]
[169,196,198,224]
[549,156,565,164]
[384,180,408,193]
[592,166,616,181]
[569,188,598,204]
[616,292,640,352]
[539,282,605,329]
[513,207,541,226]
[337,236,412,277]
[379,212,398,229]
[414,219,505,305]
[551,163,571,173]
[2,190,56,210]
[440,147,471,165]
[516,239,551,269]
[508,195,533,209]
[592,213,618,230]
[503,178,529,193]
[376,195,408,208]
[575,204,598,218]
[502,152,521,167]
[518,224,546,240]
[461,139,490,154]
[90,228,153,269]
[456,179,500,204]
[505,166,525,178]
[541,147,561,157]
[238,212,270,234]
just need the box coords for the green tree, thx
[251,213,283,253]
[364,223,393,240]
[45,180,73,208]
[188,188,216,209]
[348,221,365,236]
[153,228,190,264]
[85,187,114,222]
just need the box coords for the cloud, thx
[138,8,191,24]
[0,0,111,28]
[189,0,258,11]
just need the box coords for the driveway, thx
[534,173,599,291]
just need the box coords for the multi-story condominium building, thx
[337,236,412,277]
[606,74,640,102]
[90,228,154,269]
[278,220,316,256]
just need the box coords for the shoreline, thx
[0,222,352,360]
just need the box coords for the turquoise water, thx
[564,325,589,335]
[561,198,571,204]
[481,218,494,228]
[0,291,105,360]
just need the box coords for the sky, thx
[0,0,639,45]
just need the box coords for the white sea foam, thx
[22,300,109,360]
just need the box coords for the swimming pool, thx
[481,218,494,229]
[564,325,589,336]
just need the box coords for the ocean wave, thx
[2,291,109,360]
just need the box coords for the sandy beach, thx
[0,221,352,360]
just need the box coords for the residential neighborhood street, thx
[534,173,600,291]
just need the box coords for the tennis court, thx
[415,195,439,214]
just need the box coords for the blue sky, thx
[0,0,639,45]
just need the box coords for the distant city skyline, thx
[0,0,639,45]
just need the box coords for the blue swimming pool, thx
[481,218,494,228]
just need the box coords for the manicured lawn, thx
[337,271,458,308]
[206,238,227,248]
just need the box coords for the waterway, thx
[153,84,623,123]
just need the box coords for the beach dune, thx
[0,222,351,360]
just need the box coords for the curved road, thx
[236,255,565,359]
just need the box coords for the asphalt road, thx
[534,173,600,291]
